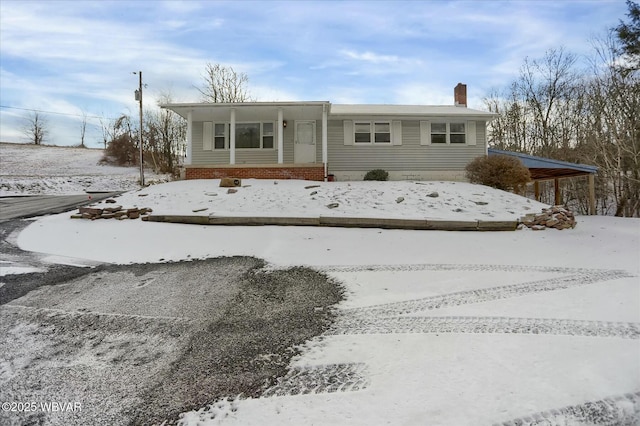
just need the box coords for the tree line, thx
[484,1,639,217]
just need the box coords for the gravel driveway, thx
[0,225,343,426]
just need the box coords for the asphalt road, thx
[0,192,123,222]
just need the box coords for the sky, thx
[0,0,629,148]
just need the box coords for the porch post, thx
[534,180,540,201]
[322,103,328,180]
[230,108,236,165]
[186,110,193,165]
[554,178,561,206]
[588,174,596,215]
[277,108,284,164]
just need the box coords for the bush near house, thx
[364,169,389,181]
[465,155,530,192]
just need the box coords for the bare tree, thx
[144,92,186,174]
[23,112,48,145]
[516,48,582,157]
[197,63,253,103]
[79,110,88,148]
[583,33,640,217]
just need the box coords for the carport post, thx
[554,178,561,206]
[588,174,596,215]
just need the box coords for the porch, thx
[162,101,331,181]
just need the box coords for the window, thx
[214,123,226,149]
[211,122,275,149]
[354,122,371,143]
[354,121,391,144]
[430,122,466,144]
[430,123,447,144]
[236,123,261,148]
[374,122,391,143]
[262,122,274,149]
[450,123,466,144]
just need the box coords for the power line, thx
[0,105,116,121]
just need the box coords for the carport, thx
[488,149,598,215]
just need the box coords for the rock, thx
[105,199,117,204]
[103,206,122,213]
[220,177,241,187]
[192,207,208,212]
[227,188,238,194]
[128,211,140,219]
[79,207,103,216]
[396,197,404,203]
[138,194,148,197]
[310,191,318,196]
[326,203,339,209]
[520,205,576,230]
[427,192,439,198]
[305,185,321,189]
[474,201,489,205]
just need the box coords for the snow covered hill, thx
[0,142,170,195]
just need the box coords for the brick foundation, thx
[185,165,325,181]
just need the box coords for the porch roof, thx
[488,148,598,180]
[161,101,330,122]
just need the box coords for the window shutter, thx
[467,121,476,145]
[203,122,213,150]
[420,121,430,145]
[392,121,402,145]
[343,120,353,145]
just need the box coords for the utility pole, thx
[134,71,145,186]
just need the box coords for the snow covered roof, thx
[330,104,497,118]
[489,148,598,179]
[161,101,497,121]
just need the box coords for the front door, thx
[294,120,316,163]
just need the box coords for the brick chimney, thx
[454,83,467,107]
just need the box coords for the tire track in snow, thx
[494,391,640,426]
[317,263,630,275]
[340,270,633,318]
[257,265,637,406]
[327,316,640,339]
[261,363,370,397]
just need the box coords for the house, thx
[161,84,497,182]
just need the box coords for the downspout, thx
[186,110,193,165]
[322,103,328,181]
[278,108,284,164]
[230,108,236,165]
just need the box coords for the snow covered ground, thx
[2,142,639,425]
[0,142,170,195]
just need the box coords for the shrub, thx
[101,134,138,166]
[364,169,389,181]
[465,155,531,192]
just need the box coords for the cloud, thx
[340,50,400,64]
[0,0,628,146]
